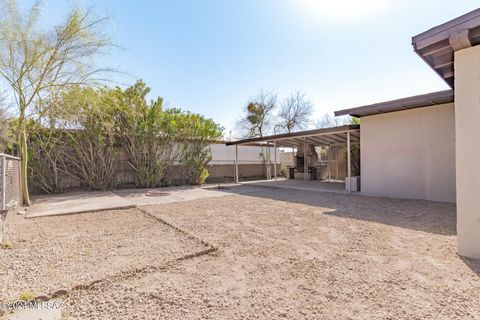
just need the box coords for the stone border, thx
[136,206,217,249]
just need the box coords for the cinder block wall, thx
[205,163,281,183]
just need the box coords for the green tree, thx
[0,0,112,204]
[114,81,176,187]
[174,109,223,184]
[28,81,223,192]
[0,106,8,152]
[116,81,223,187]
[29,86,120,192]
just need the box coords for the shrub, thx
[19,291,35,301]
[27,81,223,192]
[0,240,13,249]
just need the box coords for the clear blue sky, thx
[38,0,479,137]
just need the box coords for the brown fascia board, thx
[334,90,454,118]
[412,8,480,50]
[412,8,480,88]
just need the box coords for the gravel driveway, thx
[3,185,480,319]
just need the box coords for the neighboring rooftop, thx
[412,8,480,87]
[334,90,454,118]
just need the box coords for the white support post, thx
[273,140,277,184]
[292,147,295,166]
[304,139,308,183]
[347,131,351,193]
[266,142,271,180]
[235,145,239,183]
[328,144,332,181]
[1,156,5,210]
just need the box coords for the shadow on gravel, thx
[206,184,457,236]
[460,257,480,278]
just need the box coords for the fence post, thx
[0,155,5,242]
[1,155,5,211]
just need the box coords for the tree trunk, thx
[19,129,30,206]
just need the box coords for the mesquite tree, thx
[238,91,277,138]
[0,0,112,205]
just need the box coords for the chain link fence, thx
[0,153,21,211]
[0,153,21,241]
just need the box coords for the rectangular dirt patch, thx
[0,208,206,302]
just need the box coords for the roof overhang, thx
[226,125,360,148]
[412,8,480,88]
[334,90,454,118]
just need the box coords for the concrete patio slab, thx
[25,180,347,220]
[24,186,234,219]
[26,191,136,219]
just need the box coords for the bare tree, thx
[0,105,8,152]
[276,90,313,133]
[316,113,357,128]
[238,91,277,138]
[0,0,113,205]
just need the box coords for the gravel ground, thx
[0,208,206,303]
[60,186,480,319]
[2,186,480,319]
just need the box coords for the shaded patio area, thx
[240,177,346,193]
[226,124,360,192]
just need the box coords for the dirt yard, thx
[2,185,480,319]
[0,208,207,303]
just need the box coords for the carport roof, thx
[226,124,360,148]
[334,90,454,118]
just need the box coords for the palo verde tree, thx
[0,0,112,205]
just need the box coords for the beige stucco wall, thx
[360,103,456,203]
[454,45,480,259]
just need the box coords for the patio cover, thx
[225,124,360,148]
[225,124,360,191]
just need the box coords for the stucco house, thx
[228,8,480,259]
[334,8,480,259]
